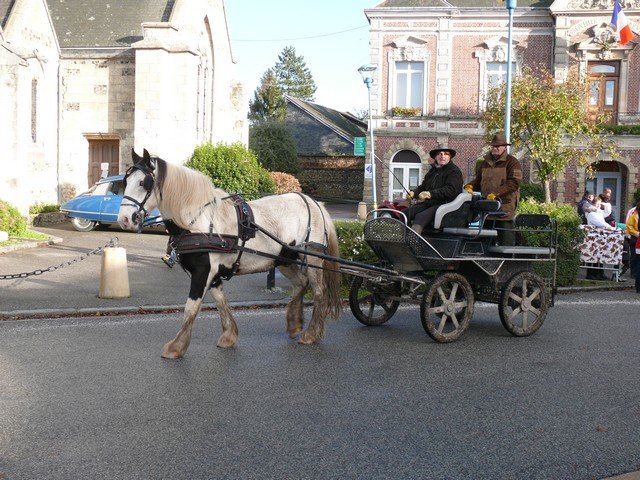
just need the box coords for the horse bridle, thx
[122,160,155,228]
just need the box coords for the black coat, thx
[412,161,464,206]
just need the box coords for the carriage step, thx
[488,246,555,256]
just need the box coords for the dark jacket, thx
[412,161,463,206]
[577,196,597,224]
[468,151,522,221]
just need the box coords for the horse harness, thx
[171,193,328,281]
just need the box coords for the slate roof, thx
[286,96,367,156]
[46,0,176,48]
[374,0,553,7]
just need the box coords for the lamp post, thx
[358,64,377,212]
[505,0,517,148]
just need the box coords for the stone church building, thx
[1,0,245,215]
[363,0,640,221]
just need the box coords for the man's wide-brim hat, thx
[429,143,456,158]
[490,132,511,146]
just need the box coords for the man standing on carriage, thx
[464,132,522,246]
[404,143,464,235]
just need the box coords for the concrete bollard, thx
[357,202,369,221]
[99,247,130,299]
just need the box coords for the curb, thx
[0,233,63,255]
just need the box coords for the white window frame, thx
[387,37,430,115]
[475,38,522,110]
[389,150,422,200]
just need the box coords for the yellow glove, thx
[464,184,474,194]
[406,191,414,200]
[418,191,431,200]
[487,193,497,201]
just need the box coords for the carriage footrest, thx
[488,246,555,256]
[441,227,497,238]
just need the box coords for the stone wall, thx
[298,156,365,201]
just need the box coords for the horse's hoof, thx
[298,332,318,345]
[161,350,183,359]
[161,344,184,359]
[288,327,302,339]
[216,336,237,349]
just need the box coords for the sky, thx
[224,1,377,115]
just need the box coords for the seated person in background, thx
[586,196,617,230]
[577,191,597,224]
[404,143,463,235]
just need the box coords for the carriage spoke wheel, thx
[499,271,549,337]
[420,272,474,343]
[349,276,400,326]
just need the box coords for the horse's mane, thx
[155,159,224,229]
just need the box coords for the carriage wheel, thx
[349,276,400,326]
[499,271,549,337]
[420,272,474,343]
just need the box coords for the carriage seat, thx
[433,192,500,238]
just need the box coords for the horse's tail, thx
[320,214,343,321]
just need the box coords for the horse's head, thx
[118,148,159,231]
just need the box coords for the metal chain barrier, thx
[0,238,118,281]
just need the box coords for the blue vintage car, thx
[61,175,163,232]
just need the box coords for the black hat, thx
[429,143,456,159]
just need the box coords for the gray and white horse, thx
[118,149,342,359]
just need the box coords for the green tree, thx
[185,142,276,197]
[248,69,286,123]
[248,46,317,123]
[249,119,300,174]
[273,46,316,100]
[482,65,616,202]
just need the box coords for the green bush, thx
[520,183,544,203]
[597,124,640,135]
[517,199,583,287]
[29,203,61,215]
[249,120,300,174]
[0,200,29,236]
[334,220,376,289]
[185,142,276,198]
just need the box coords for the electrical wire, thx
[231,25,368,42]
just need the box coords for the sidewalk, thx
[0,200,635,319]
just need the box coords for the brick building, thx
[1,0,245,215]
[363,0,640,221]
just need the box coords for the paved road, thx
[2,291,640,480]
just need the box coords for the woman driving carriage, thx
[403,143,464,235]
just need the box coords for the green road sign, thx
[354,137,366,156]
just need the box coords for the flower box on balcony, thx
[391,107,422,117]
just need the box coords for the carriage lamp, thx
[358,64,378,214]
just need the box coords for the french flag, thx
[611,0,634,46]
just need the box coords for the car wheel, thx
[71,217,97,232]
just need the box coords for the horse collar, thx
[229,195,256,242]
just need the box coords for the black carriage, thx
[343,192,558,343]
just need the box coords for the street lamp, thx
[358,64,377,212]
[505,0,517,148]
